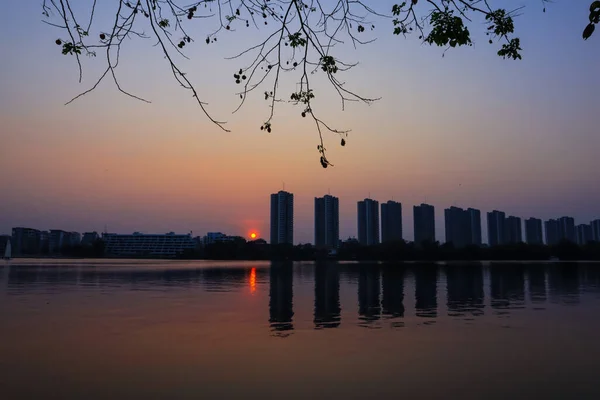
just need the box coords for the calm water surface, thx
[1,260,599,399]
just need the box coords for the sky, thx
[0,0,598,244]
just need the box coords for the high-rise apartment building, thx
[444,206,469,248]
[315,195,340,249]
[467,208,482,246]
[381,200,403,243]
[558,216,576,243]
[576,224,593,246]
[414,203,435,245]
[270,191,294,245]
[545,219,560,245]
[487,210,506,247]
[525,218,543,245]
[592,219,600,242]
[444,207,482,248]
[505,216,523,244]
[357,198,380,246]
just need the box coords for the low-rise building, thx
[11,227,41,256]
[103,232,196,258]
[0,235,10,256]
[81,232,100,247]
[203,232,237,246]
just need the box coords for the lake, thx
[1,260,599,399]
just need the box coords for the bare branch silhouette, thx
[42,0,598,167]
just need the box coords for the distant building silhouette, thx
[270,190,294,245]
[545,219,560,245]
[103,232,195,257]
[592,219,600,242]
[413,203,435,245]
[357,198,379,246]
[445,206,468,248]
[314,195,339,249]
[505,216,522,244]
[11,227,41,256]
[444,206,481,248]
[558,216,576,243]
[467,208,482,246]
[49,230,81,253]
[487,210,506,247]
[381,200,403,243]
[81,232,99,246]
[39,231,50,253]
[576,224,593,246]
[203,232,237,245]
[525,218,543,245]
[0,235,10,256]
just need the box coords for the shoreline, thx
[5,257,600,263]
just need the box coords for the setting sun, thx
[250,232,257,239]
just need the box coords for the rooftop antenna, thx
[368,191,371,199]
[282,181,285,191]
[328,187,331,195]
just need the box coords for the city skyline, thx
[5,192,600,247]
[0,2,599,245]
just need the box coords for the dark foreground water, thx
[1,260,600,399]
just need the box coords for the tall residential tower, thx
[525,218,543,245]
[545,219,560,245]
[358,198,380,246]
[381,201,403,243]
[414,203,435,245]
[270,191,294,245]
[315,195,340,249]
[487,210,506,247]
[444,207,482,248]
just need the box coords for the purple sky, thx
[0,1,598,243]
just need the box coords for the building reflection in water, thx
[358,264,381,326]
[490,264,525,312]
[381,265,405,320]
[446,265,484,317]
[313,262,341,329]
[527,265,547,304]
[548,264,580,305]
[7,261,600,331]
[414,265,437,318]
[581,265,600,294]
[269,262,294,335]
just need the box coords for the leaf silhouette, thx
[583,23,595,40]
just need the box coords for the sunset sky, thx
[0,0,598,243]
